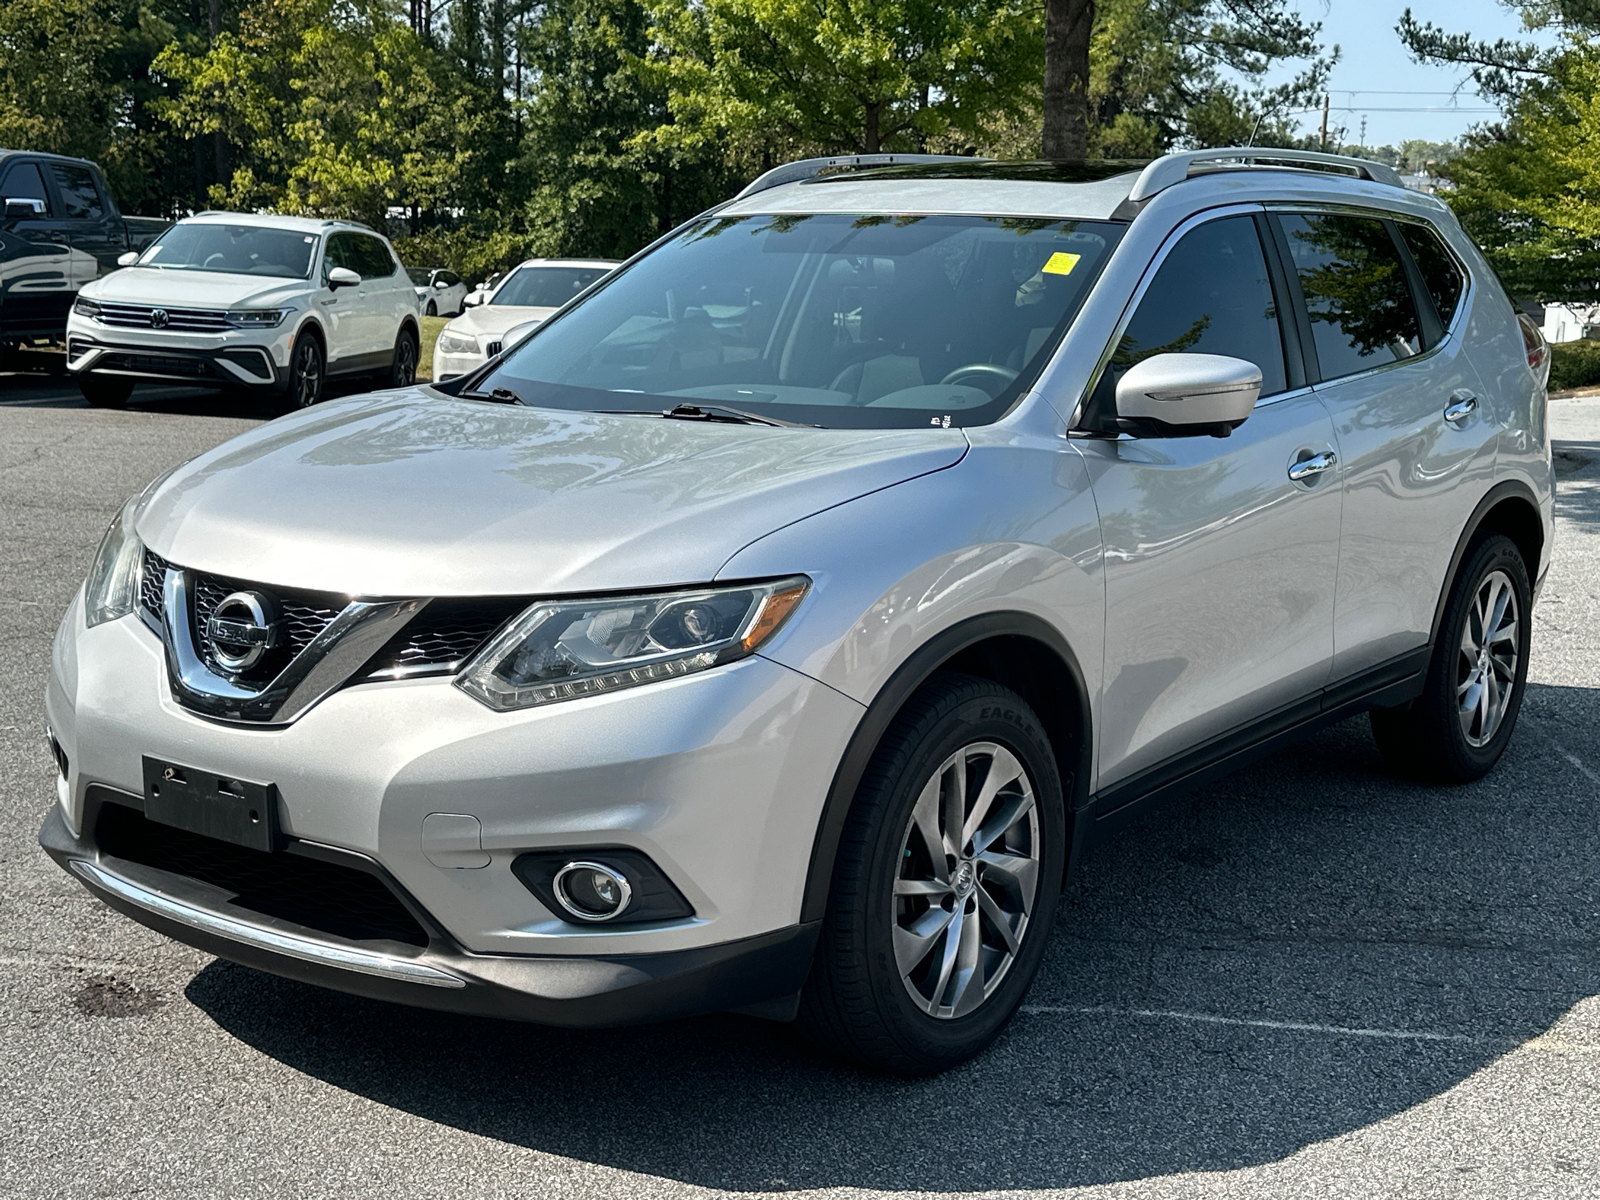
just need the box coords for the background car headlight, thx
[83,499,145,628]
[72,297,102,320]
[436,331,479,356]
[224,309,286,328]
[457,576,809,711]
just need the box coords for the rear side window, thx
[1,162,52,214]
[49,164,104,221]
[1398,222,1466,330]
[1279,214,1422,381]
[1100,215,1288,401]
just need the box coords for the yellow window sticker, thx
[1042,252,1081,276]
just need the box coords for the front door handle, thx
[1444,392,1478,424]
[1288,450,1337,482]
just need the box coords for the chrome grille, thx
[190,571,343,679]
[96,303,232,333]
[355,597,526,681]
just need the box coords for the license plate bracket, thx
[142,757,280,852]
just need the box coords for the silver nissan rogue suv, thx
[40,149,1553,1074]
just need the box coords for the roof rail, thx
[735,154,982,200]
[1127,147,1404,203]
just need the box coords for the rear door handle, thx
[1288,450,1337,482]
[1444,392,1478,423]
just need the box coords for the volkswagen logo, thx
[204,591,282,674]
[149,308,169,329]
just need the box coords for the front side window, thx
[1,162,52,214]
[1096,215,1288,407]
[480,214,1123,429]
[50,165,103,220]
[1280,213,1423,380]
[1398,222,1466,332]
[492,266,611,307]
[143,223,319,278]
[355,235,397,279]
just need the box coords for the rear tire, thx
[1371,532,1531,783]
[273,335,324,415]
[76,374,133,408]
[798,672,1065,1075]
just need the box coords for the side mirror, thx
[328,266,361,290]
[435,279,450,289]
[4,198,44,220]
[464,292,483,308]
[116,250,140,267]
[1114,352,1262,437]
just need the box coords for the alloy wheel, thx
[892,740,1040,1019]
[294,341,323,408]
[395,337,417,387]
[1457,568,1519,747]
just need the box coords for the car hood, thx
[443,304,559,339]
[84,267,305,309]
[138,389,968,596]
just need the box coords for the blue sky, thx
[1259,0,1560,147]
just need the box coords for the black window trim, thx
[1263,202,1468,388]
[1389,214,1473,347]
[1073,202,1310,434]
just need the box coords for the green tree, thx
[640,0,1044,162]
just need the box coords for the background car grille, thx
[96,302,232,333]
[94,801,429,947]
[354,597,527,681]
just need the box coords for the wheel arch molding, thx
[1429,480,1545,652]
[797,611,1093,926]
[293,316,327,353]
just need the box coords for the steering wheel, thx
[202,252,226,269]
[939,362,1019,392]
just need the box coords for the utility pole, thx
[1358,114,1368,148]
[1318,94,1330,151]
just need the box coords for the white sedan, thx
[431,258,618,381]
[408,267,467,317]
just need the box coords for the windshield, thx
[140,223,319,279]
[491,265,614,307]
[407,267,432,286]
[479,213,1122,429]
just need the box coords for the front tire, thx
[388,328,418,388]
[799,673,1065,1075]
[425,300,437,317]
[76,374,133,408]
[274,336,324,415]
[1371,532,1531,783]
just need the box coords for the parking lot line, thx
[1021,1004,1489,1044]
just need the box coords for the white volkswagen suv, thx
[66,213,421,412]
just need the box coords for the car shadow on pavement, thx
[186,691,1600,1192]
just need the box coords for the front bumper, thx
[41,801,818,1025]
[67,334,285,390]
[44,591,863,1018]
[432,345,487,382]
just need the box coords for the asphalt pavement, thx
[3,366,1600,1199]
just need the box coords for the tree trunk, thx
[209,0,228,190]
[1042,0,1094,162]
[864,101,881,154]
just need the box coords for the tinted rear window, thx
[1280,214,1422,381]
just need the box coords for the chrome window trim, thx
[70,859,466,989]
[1068,202,1272,429]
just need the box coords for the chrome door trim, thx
[70,859,467,988]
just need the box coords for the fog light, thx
[552,861,633,921]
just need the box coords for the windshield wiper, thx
[659,403,815,428]
[461,386,526,405]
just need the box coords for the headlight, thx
[436,331,479,356]
[73,297,102,320]
[457,577,810,711]
[225,309,286,328]
[84,499,145,628]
